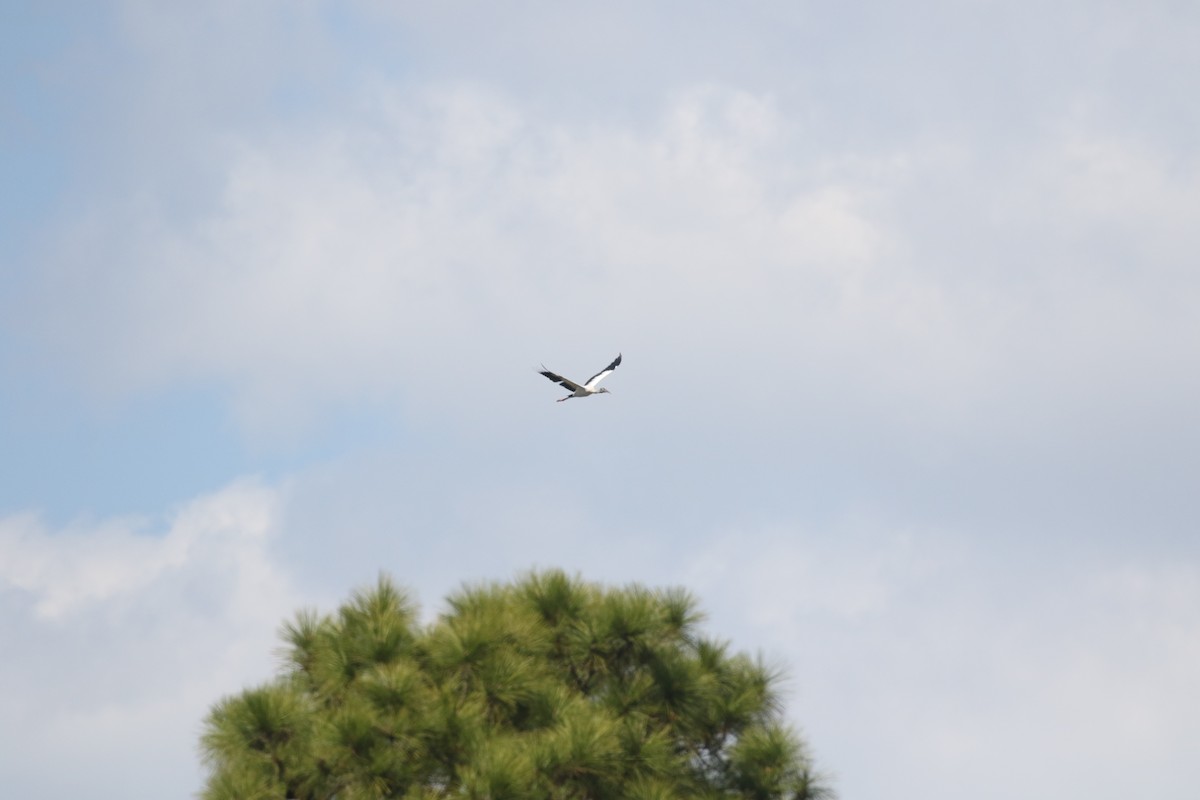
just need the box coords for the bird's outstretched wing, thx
[584,353,622,389]
[539,367,584,393]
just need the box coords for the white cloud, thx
[0,480,277,618]
[0,480,302,799]
[30,85,894,434]
[684,525,1200,800]
[27,79,1197,461]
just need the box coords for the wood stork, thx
[539,354,622,402]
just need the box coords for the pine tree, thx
[200,570,831,799]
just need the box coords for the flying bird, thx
[539,353,622,402]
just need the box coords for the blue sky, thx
[2,2,1199,798]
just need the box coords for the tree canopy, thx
[200,570,830,800]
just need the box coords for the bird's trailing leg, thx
[556,396,571,402]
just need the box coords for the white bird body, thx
[539,354,622,401]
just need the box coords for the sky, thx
[2,1,1199,797]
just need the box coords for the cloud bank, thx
[0,482,300,797]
